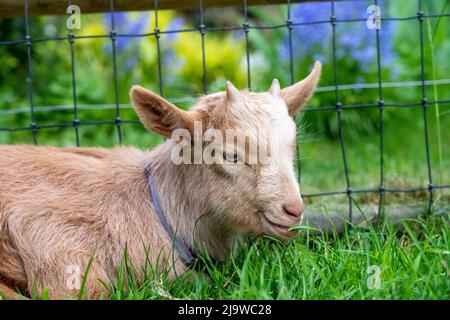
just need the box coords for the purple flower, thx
[103,13,150,70]
[103,13,149,52]
[165,18,185,41]
[281,0,396,71]
[286,1,330,56]
[161,17,186,85]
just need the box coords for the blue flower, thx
[104,13,149,52]
[281,0,396,71]
[103,12,150,70]
[161,17,186,85]
[165,18,185,41]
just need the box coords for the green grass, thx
[298,105,450,204]
[88,214,449,300]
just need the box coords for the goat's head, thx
[130,61,321,240]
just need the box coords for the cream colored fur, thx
[0,62,321,299]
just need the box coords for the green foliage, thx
[101,215,450,300]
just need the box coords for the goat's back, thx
[0,145,166,298]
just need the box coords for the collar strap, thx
[145,163,196,267]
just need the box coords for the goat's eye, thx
[223,152,239,163]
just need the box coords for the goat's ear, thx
[130,85,194,138]
[281,61,321,117]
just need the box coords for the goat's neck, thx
[148,141,236,260]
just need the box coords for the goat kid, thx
[0,61,321,299]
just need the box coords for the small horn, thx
[269,79,281,97]
[226,80,242,103]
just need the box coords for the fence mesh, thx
[0,0,449,222]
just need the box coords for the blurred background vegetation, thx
[0,0,449,206]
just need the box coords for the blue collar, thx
[145,163,196,267]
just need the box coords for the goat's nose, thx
[283,199,304,218]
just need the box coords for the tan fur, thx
[0,282,20,299]
[0,62,321,299]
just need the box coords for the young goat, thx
[0,62,321,299]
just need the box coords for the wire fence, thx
[0,0,449,222]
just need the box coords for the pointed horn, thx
[226,80,242,103]
[269,78,281,97]
[281,61,322,116]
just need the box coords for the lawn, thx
[98,214,449,300]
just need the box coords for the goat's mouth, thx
[262,215,299,238]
